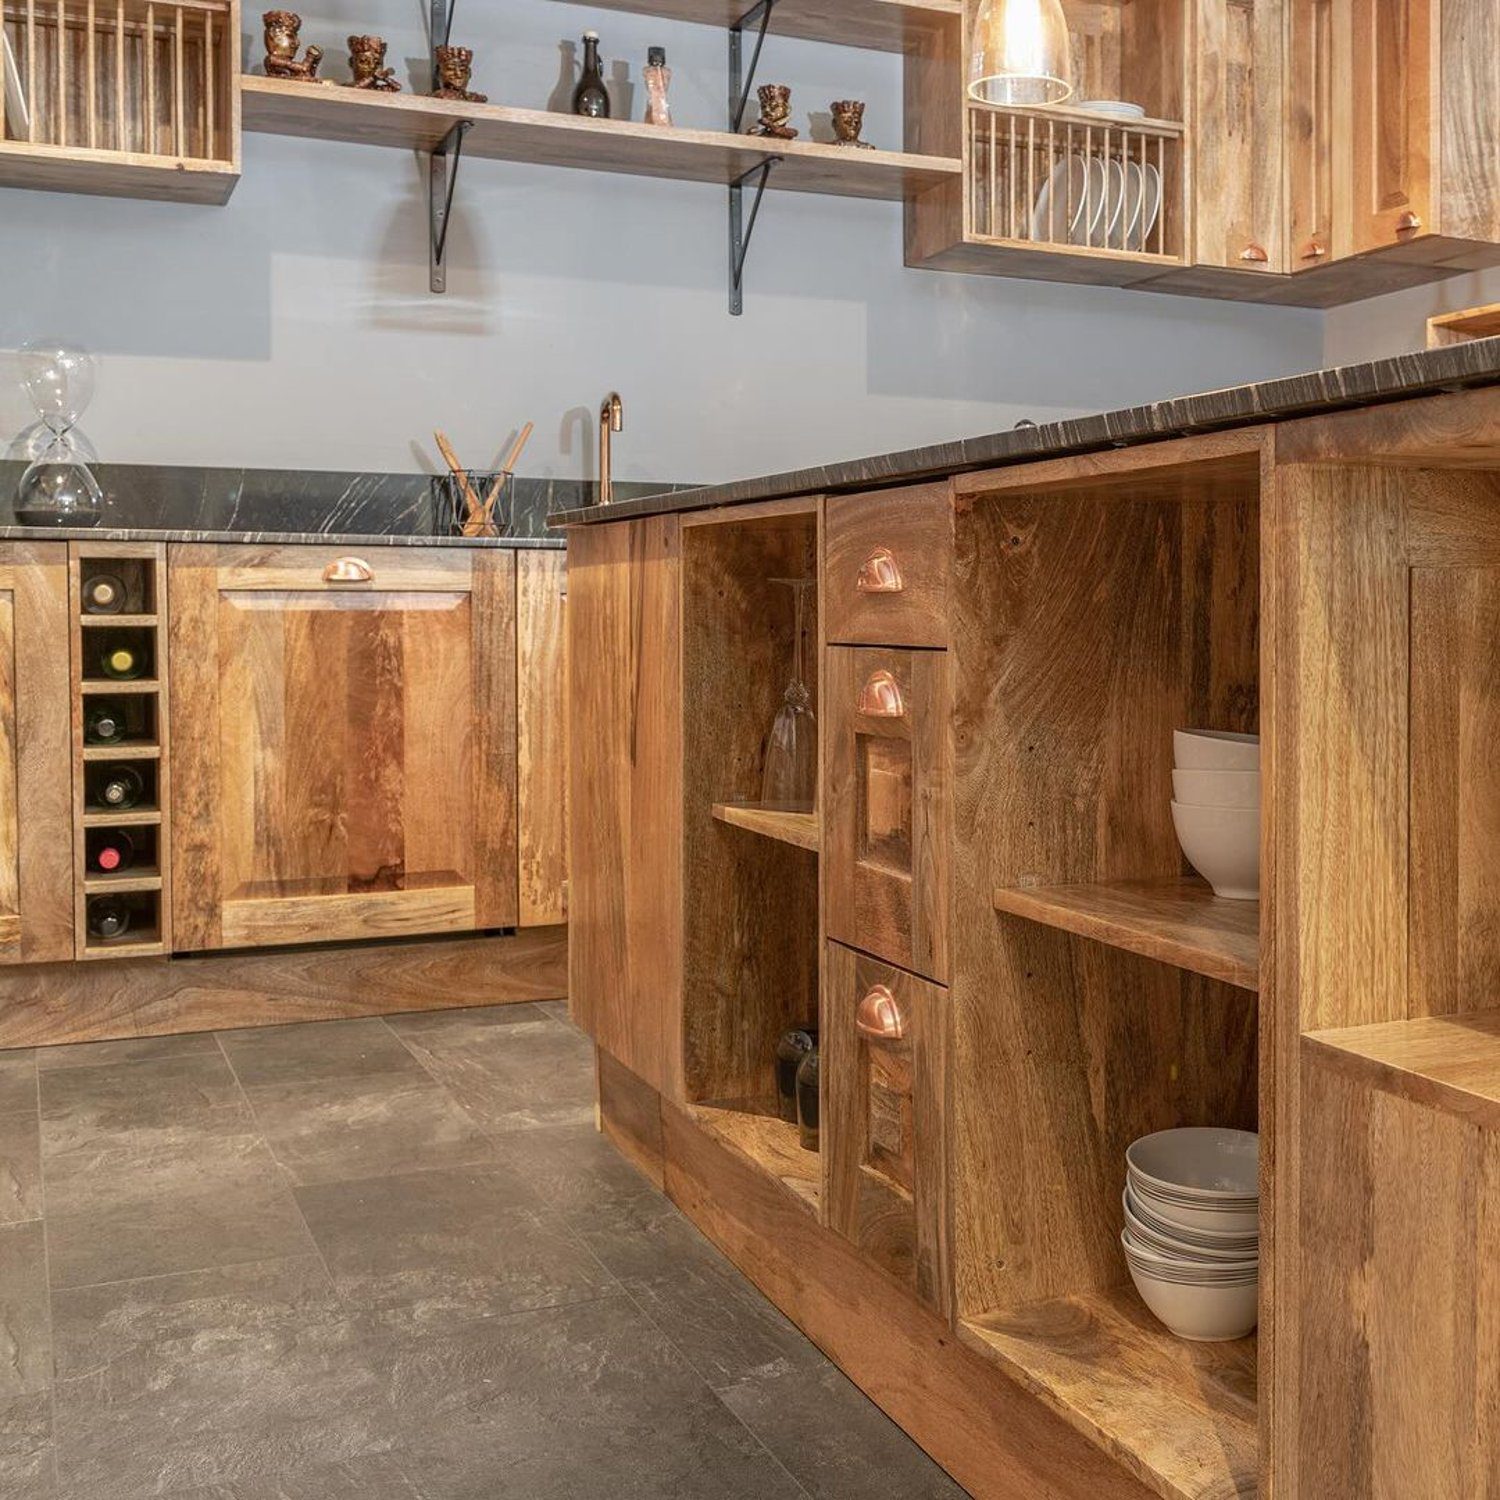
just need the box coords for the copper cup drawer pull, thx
[856,984,906,1041]
[857,669,905,718]
[323,557,374,584]
[857,547,904,594]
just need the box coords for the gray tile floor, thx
[0,1001,968,1499]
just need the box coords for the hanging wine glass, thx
[761,576,817,811]
[14,341,103,526]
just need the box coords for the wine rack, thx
[69,540,170,958]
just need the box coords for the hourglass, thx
[15,342,103,526]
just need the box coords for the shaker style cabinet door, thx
[169,544,517,950]
[825,646,950,984]
[516,549,569,928]
[0,545,74,964]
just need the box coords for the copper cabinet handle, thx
[857,548,904,594]
[1238,242,1269,264]
[1301,239,1327,260]
[857,669,905,718]
[323,557,374,584]
[856,985,906,1041]
[1396,211,1423,234]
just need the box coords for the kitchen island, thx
[559,342,1500,1499]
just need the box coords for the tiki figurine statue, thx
[347,35,401,92]
[262,11,324,82]
[748,83,798,140]
[831,99,873,149]
[431,45,488,103]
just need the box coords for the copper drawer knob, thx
[856,985,906,1041]
[857,548,904,594]
[1238,242,1269,264]
[1396,211,1423,234]
[323,557,374,584]
[857,669,905,718]
[1302,239,1327,260]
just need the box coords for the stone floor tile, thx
[0,1111,42,1224]
[218,1020,427,1089]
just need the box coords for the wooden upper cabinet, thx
[168,544,517,951]
[0,546,74,965]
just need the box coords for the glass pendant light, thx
[968,0,1073,107]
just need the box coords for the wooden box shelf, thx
[691,1099,821,1215]
[710,801,819,853]
[993,878,1259,991]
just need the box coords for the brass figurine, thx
[831,99,873,149]
[431,45,488,103]
[346,35,400,92]
[262,10,325,83]
[748,83,798,140]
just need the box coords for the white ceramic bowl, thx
[1126,1256,1260,1341]
[1172,768,1260,810]
[1121,1225,1258,1276]
[1128,1127,1259,1198]
[1174,728,1260,771]
[1122,1194,1258,1262]
[1125,1188,1259,1250]
[1128,1187,1258,1236]
[1171,801,1259,899]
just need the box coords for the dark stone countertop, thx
[551,338,1500,528]
[0,525,563,549]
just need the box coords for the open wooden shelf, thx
[712,801,819,852]
[959,1288,1258,1500]
[82,743,159,761]
[80,678,159,694]
[82,871,162,895]
[82,807,162,828]
[1306,1010,1500,1131]
[691,1099,820,1215]
[241,77,959,203]
[80,613,158,628]
[551,0,961,51]
[992,879,1259,992]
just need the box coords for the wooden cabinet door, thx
[517,550,568,928]
[825,942,949,1316]
[1287,0,1337,265]
[566,518,684,1099]
[825,647,950,984]
[169,544,517,950]
[1345,0,1435,252]
[0,545,73,964]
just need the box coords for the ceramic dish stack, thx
[1171,729,1260,900]
[1123,1127,1259,1341]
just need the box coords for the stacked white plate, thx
[1171,729,1259,899]
[1122,1127,1259,1341]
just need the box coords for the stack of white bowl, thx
[1122,1127,1259,1342]
[1171,729,1260,900]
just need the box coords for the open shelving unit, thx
[690,1097,821,1213]
[710,800,819,852]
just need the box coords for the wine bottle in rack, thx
[89,831,135,874]
[88,764,146,810]
[82,573,128,614]
[98,642,145,680]
[84,701,130,745]
[86,896,131,940]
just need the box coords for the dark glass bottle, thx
[99,642,145,680]
[84,700,129,745]
[89,764,145,810]
[86,896,130,940]
[573,31,609,118]
[82,573,127,614]
[796,1047,820,1152]
[88,829,135,874]
[775,1028,817,1124]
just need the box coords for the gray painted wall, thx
[1324,268,1500,367]
[2,1,1329,485]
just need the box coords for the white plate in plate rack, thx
[1030,154,1090,244]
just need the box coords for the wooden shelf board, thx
[992,879,1259,991]
[1306,1010,1500,1131]
[83,873,162,896]
[241,77,960,202]
[711,801,820,852]
[82,744,160,761]
[82,807,163,828]
[691,1099,820,1215]
[0,139,238,204]
[549,0,961,51]
[80,679,160,695]
[959,1288,1258,1500]
[80,614,158,628]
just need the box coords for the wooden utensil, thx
[479,421,534,527]
[434,430,484,523]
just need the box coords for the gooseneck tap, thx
[599,392,623,506]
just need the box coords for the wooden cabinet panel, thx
[825,646,950,983]
[517,550,568,928]
[169,543,517,950]
[1287,0,1337,265]
[824,484,952,648]
[825,941,949,1316]
[566,518,684,1099]
[0,546,74,964]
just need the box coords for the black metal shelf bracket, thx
[430,119,473,294]
[729,0,779,132]
[729,155,782,315]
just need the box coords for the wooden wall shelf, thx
[959,1289,1258,1500]
[992,879,1260,992]
[241,77,959,203]
[711,801,819,852]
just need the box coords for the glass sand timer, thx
[761,577,817,811]
[15,342,103,526]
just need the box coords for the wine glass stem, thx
[791,582,807,694]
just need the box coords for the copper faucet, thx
[599,392,623,506]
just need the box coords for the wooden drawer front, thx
[825,646,949,983]
[824,484,951,648]
[825,942,949,1315]
[206,544,474,593]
